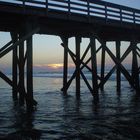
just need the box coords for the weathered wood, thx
[61,37,68,94]
[99,67,116,89]
[81,42,91,62]
[62,70,77,91]
[18,32,25,105]
[0,71,13,86]
[105,45,135,88]
[1,0,140,27]
[0,40,12,53]
[61,42,76,92]
[75,36,81,97]
[90,37,98,95]
[101,41,106,90]
[11,32,18,100]
[0,28,39,59]
[98,43,133,88]
[80,71,93,93]
[26,33,33,109]
[61,43,76,64]
[131,41,139,91]
[61,39,102,93]
[116,41,121,92]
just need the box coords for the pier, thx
[0,0,140,109]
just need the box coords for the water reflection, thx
[5,105,41,140]
[1,78,140,139]
[60,90,140,139]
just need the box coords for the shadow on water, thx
[1,103,41,140]
[59,90,140,140]
[60,94,103,139]
[1,86,140,139]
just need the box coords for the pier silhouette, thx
[0,0,140,109]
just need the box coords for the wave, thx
[33,72,128,81]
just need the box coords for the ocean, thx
[0,72,140,140]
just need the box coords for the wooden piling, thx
[61,37,68,94]
[26,33,33,108]
[11,32,18,100]
[132,41,139,92]
[101,41,106,91]
[90,37,98,95]
[116,41,121,92]
[19,32,25,105]
[75,36,81,97]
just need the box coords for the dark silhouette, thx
[0,0,139,110]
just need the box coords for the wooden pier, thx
[0,0,140,109]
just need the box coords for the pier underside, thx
[0,20,140,109]
[0,11,140,109]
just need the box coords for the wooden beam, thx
[105,45,135,88]
[90,37,98,95]
[18,32,25,105]
[136,46,140,53]
[24,51,27,65]
[61,70,77,91]
[99,66,116,88]
[61,42,101,92]
[131,41,139,91]
[98,43,133,88]
[61,43,76,64]
[11,32,18,100]
[0,40,12,53]
[26,33,34,108]
[0,27,39,59]
[81,42,91,62]
[101,41,106,90]
[80,71,93,94]
[61,36,68,94]
[136,50,140,58]
[116,41,121,92]
[0,71,13,86]
[75,36,81,97]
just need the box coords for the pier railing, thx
[0,0,140,24]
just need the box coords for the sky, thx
[102,0,140,9]
[0,0,140,73]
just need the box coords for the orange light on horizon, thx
[34,63,75,69]
[47,63,63,69]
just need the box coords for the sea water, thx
[0,72,140,140]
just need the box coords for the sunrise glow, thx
[47,63,63,69]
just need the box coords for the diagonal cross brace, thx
[61,40,102,92]
[0,71,13,86]
[0,27,40,59]
[98,44,133,88]
[0,41,13,53]
[105,45,135,88]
